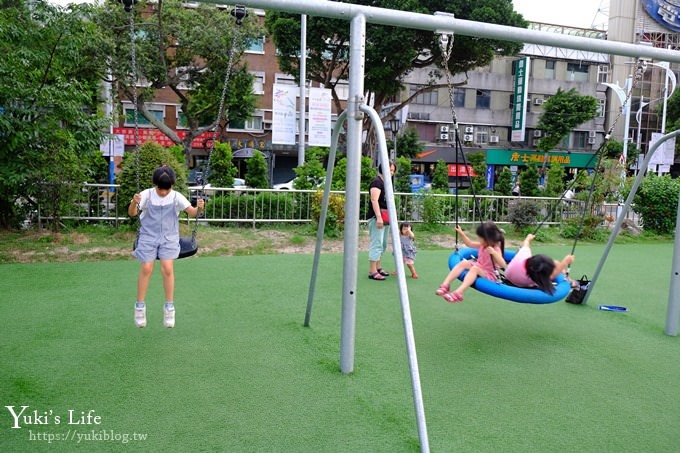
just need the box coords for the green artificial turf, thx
[1,242,679,452]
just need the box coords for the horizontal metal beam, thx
[203,0,680,63]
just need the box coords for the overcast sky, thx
[512,0,610,29]
[50,0,611,30]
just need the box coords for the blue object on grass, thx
[447,247,571,304]
[598,305,628,312]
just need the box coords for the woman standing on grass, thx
[367,161,396,281]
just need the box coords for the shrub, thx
[204,192,295,222]
[507,199,540,231]
[312,190,345,237]
[633,174,680,234]
[117,142,188,210]
[560,215,607,241]
[422,193,449,226]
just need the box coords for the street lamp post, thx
[388,117,400,162]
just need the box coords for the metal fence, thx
[36,183,640,228]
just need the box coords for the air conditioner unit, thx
[489,135,499,143]
[533,139,540,147]
[587,137,596,144]
[440,125,449,133]
[439,133,450,141]
[533,130,542,137]
[463,134,474,142]
[464,126,474,134]
[588,130,597,138]
[534,98,544,105]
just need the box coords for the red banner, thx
[448,164,477,177]
[113,127,216,149]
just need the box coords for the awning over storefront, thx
[415,146,477,163]
[487,149,597,168]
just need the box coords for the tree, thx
[390,127,424,159]
[394,156,413,193]
[544,161,565,197]
[93,0,262,159]
[536,88,598,152]
[495,167,512,195]
[294,147,327,190]
[265,0,527,152]
[331,155,376,191]
[602,139,640,171]
[431,159,449,192]
[208,142,237,188]
[245,151,269,189]
[519,163,540,197]
[0,1,110,229]
[117,142,188,209]
[468,152,488,194]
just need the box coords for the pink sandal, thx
[442,292,464,303]
[435,284,449,296]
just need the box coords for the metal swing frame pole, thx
[304,110,347,327]
[585,130,680,312]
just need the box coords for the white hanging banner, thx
[307,87,332,147]
[99,134,125,156]
[649,132,676,165]
[272,84,297,145]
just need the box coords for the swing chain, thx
[202,15,245,195]
[438,31,458,127]
[128,10,141,196]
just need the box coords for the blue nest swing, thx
[447,248,571,304]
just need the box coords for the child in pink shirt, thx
[504,234,575,294]
[436,222,506,303]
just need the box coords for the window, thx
[453,88,465,108]
[597,98,606,118]
[574,131,589,148]
[124,105,164,127]
[250,71,265,95]
[476,89,490,109]
[409,85,438,105]
[545,60,555,80]
[567,63,590,82]
[245,36,265,53]
[475,126,489,145]
[228,112,264,131]
[177,111,211,129]
[275,73,297,86]
[597,65,609,83]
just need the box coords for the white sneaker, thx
[134,305,147,328]
[163,305,175,328]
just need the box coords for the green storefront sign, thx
[486,149,597,168]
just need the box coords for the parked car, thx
[273,176,325,190]
[189,178,247,205]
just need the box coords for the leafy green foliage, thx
[519,163,540,197]
[395,127,424,159]
[536,88,598,152]
[93,0,262,155]
[117,142,188,209]
[431,159,450,192]
[0,1,110,228]
[245,151,270,189]
[312,191,345,237]
[507,199,540,231]
[394,156,413,193]
[208,142,237,188]
[560,215,607,241]
[265,0,527,139]
[495,167,512,195]
[331,155,376,191]
[602,139,640,170]
[544,161,565,197]
[633,174,680,234]
[468,152,488,194]
[295,147,327,190]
